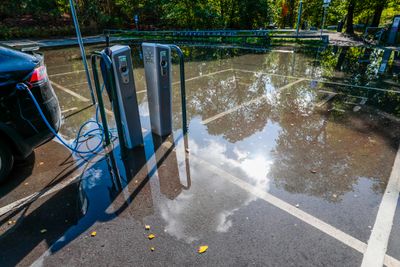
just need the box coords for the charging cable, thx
[16,82,108,155]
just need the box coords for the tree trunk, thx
[335,47,349,71]
[371,2,385,27]
[345,0,356,34]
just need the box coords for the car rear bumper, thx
[6,80,62,159]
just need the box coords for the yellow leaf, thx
[148,234,155,240]
[198,245,208,254]
[150,247,155,251]
[145,225,151,230]
[91,231,97,237]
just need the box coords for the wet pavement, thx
[0,44,400,266]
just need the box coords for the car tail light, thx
[29,66,47,83]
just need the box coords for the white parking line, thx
[50,81,90,102]
[235,69,400,94]
[0,173,81,217]
[316,91,337,108]
[61,107,78,114]
[361,145,400,267]
[172,68,233,85]
[193,156,400,266]
[201,78,305,125]
[49,69,91,78]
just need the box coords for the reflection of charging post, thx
[142,43,187,136]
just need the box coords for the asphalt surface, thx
[0,44,399,266]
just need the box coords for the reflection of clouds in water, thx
[160,139,272,243]
[139,97,149,116]
[216,208,239,233]
[82,168,103,189]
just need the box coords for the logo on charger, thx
[144,48,154,64]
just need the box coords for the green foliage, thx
[0,0,399,39]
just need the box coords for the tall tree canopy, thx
[0,0,399,38]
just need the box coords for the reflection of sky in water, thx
[159,120,280,243]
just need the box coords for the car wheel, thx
[0,139,14,183]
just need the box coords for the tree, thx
[371,0,388,27]
[345,0,356,34]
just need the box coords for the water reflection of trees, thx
[176,47,400,200]
[269,86,396,198]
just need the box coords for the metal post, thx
[105,33,110,48]
[69,0,96,105]
[321,6,327,38]
[90,54,111,147]
[134,15,139,31]
[170,45,188,135]
[296,0,303,37]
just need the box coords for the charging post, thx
[91,45,144,158]
[142,43,187,137]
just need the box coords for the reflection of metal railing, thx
[170,45,188,135]
[104,29,271,47]
[363,27,386,44]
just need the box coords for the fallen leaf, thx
[40,229,47,234]
[150,247,155,251]
[39,162,44,166]
[145,225,151,230]
[198,245,208,254]
[310,170,317,174]
[91,231,97,237]
[148,234,155,240]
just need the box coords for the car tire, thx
[0,139,14,183]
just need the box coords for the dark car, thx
[0,45,61,182]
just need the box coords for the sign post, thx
[296,0,303,37]
[134,14,139,31]
[321,0,331,36]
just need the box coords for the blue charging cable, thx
[16,82,109,155]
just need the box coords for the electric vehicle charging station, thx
[108,45,143,149]
[142,43,173,137]
[90,43,187,158]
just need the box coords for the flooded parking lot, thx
[1,44,400,266]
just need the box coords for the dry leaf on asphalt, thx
[198,245,208,254]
